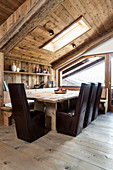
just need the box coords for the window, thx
[43,17,90,52]
[62,57,105,86]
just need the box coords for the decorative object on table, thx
[54,88,67,94]
[16,67,20,72]
[11,63,16,72]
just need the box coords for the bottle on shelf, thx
[11,63,17,72]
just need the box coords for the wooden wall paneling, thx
[28,63,32,73]
[49,67,56,86]
[0,52,4,124]
[31,76,37,88]
[36,75,40,85]
[4,58,53,89]
[28,75,32,88]
[4,58,11,71]
[5,56,51,66]
[5,73,13,85]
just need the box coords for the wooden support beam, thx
[0,0,64,54]
[52,28,113,69]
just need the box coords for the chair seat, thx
[30,110,45,120]
[8,83,45,142]
[56,83,91,137]
[57,109,75,117]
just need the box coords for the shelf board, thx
[4,71,50,76]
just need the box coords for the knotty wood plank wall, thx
[4,58,55,89]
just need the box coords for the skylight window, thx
[43,17,90,52]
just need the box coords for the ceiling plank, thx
[0,0,64,54]
[51,27,113,69]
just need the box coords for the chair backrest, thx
[8,83,32,139]
[92,83,102,120]
[74,83,91,136]
[83,83,97,128]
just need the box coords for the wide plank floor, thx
[0,113,113,170]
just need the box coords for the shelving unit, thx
[4,71,50,76]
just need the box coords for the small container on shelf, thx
[11,63,16,72]
[16,68,20,72]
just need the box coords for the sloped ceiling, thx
[0,0,26,25]
[1,0,113,68]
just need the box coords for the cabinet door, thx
[0,53,4,113]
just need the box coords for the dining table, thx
[27,90,79,131]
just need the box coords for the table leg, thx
[45,103,57,131]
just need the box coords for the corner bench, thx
[99,88,108,114]
[1,106,13,126]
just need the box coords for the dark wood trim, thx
[62,58,88,74]
[58,54,107,86]
[62,57,104,79]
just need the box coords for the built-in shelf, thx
[4,71,50,76]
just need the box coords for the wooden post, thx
[0,52,4,124]
[105,54,111,111]
[45,103,57,131]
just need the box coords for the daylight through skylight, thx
[43,17,90,52]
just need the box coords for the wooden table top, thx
[27,91,79,103]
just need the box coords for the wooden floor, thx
[0,113,113,170]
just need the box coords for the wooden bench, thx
[99,88,108,114]
[1,106,13,126]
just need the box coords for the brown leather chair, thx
[56,83,91,137]
[83,83,97,128]
[92,83,102,121]
[8,83,45,142]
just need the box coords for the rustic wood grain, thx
[0,0,64,54]
[0,113,112,169]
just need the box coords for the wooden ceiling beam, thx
[0,0,64,54]
[51,28,113,69]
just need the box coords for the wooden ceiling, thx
[1,0,113,68]
[0,0,26,25]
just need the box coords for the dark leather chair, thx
[56,83,91,137]
[8,83,45,142]
[92,83,102,121]
[83,83,97,128]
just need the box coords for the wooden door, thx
[0,52,4,123]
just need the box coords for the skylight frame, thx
[43,17,91,52]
